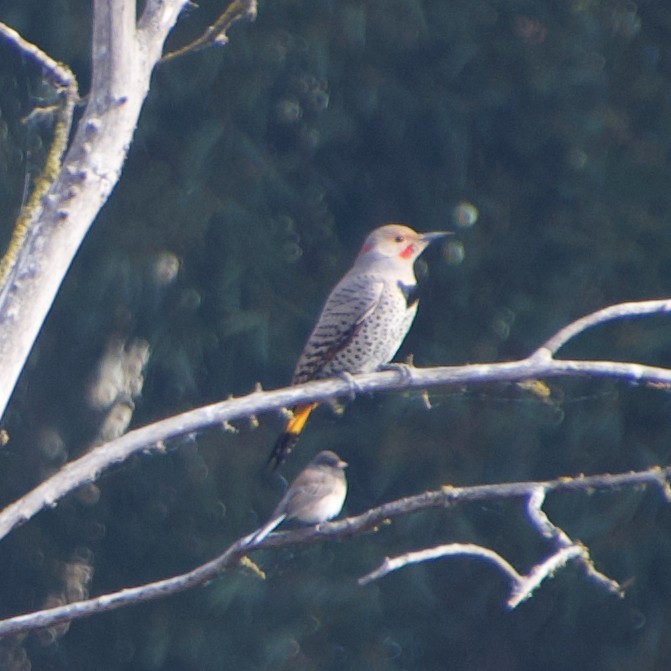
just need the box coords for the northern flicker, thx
[268,223,449,469]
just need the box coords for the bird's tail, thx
[244,513,287,545]
[268,402,318,470]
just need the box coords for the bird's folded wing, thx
[292,278,384,382]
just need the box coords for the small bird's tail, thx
[244,513,287,545]
[268,402,318,470]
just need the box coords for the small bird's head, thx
[311,450,348,470]
[358,224,450,264]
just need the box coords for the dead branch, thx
[1,298,670,542]
[358,486,623,608]
[161,0,258,62]
[0,464,665,639]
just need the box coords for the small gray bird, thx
[248,450,348,544]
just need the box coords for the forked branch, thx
[0,464,665,639]
[0,298,670,542]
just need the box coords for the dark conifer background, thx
[1,1,671,669]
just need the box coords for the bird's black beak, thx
[421,231,452,244]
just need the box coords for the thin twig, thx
[513,488,622,606]
[506,545,584,608]
[359,486,625,607]
[161,0,257,62]
[533,299,671,358]
[0,22,75,88]
[358,543,523,587]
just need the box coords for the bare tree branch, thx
[358,543,588,607]
[533,298,671,358]
[0,464,665,639]
[1,298,671,542]
[0,22,75,89]
[161,0,258,62]
[513,488,622,605]
[359,543,529,588]
[360,485,625,607]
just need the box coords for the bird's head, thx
[311,450,348,470]
[358,223,450,264]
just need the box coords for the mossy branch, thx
[0,0,192,424]
[0,22,79,290]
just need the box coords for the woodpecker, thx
[269,223,449,469]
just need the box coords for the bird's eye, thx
[394,235,405,243]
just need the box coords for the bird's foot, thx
[380,362,415,384]
[337,371,363,401]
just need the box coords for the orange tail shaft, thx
[268,402,318,470]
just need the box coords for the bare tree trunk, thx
[0,0,188,419]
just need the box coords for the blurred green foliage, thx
[1,0,671,669]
